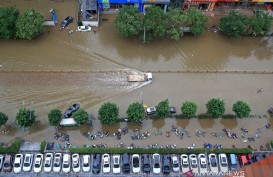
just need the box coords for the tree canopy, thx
[232,101,251,118]
[98,102,119,124]
[0,6,19,39]
[126,102,145,123]
[165,9,185,40]
[16,8,44,40]
[250,12,272,36]
[156,99,170,118]
[206,98,225,118]
[0,112,8,127]
[181,101,197,118]
[115,6,143,38]
[16,108,37,129]
[184,8,208,35]
[48,109,62,127]
[72,109,89,126]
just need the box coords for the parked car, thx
[34,153,43,173]
[152,153,161,174]
[77,26,91,32]
[219,154,228,173]
[44,153,53,173]
[53,153,62,173]
[142,154,151,173]
[23,153,33,172]
[122,153,130,173]
[198,154,208,174]
[229,154,239,171]
[253,154,263,162]
[171,155,179,173]
[181,154,190,173]
[169,106,177,114]
[208,153,219,174]
[62,154,71,173]
[63,103,80,118]
[113,154,121,174]
[146,106,156,115]
[72,153,80,173]
[102,154,110,173]
[0,154,4,171]
[13,154,23,173]
[162,155,171,174]
[61,16,73,28]
[189,154,198,174]
[82,155,90,172]
[3,154,12,172]
[92,154,101,174]
[132,154,140,173]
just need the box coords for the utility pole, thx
[140,91,143,106]
[29,101,33,120]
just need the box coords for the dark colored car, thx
[92,154,101,174]
[162,155,171,174]
[63,104,80,118]
[122,153,130,173]
[61,16,73,28]
[142,154,150,173]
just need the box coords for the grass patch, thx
[40,140,47,153]
[70,147,252,154]
[0,139,22,153]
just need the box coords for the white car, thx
[13,154,23,173]
[189,154,198,174]
[218,154,228,173]
[72,154,81,173]
[152,153,161,174]
[181,154,190,173]
[146,107,156,115]
[208,153,219,174]
[102,154,110,173]
[132,154,140,173]
[0,154,4,171]
[82,155,90,172]
[62,154,71,173]
[23,153,33,172]
[44,153,53,173]
[112,154,121,174]
[33,153,43,173]
[171,155,180,173]
[198,154,208,174]
[77,26,91,32]
[53,153,62,173]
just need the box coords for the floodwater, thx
[0,0,273,149]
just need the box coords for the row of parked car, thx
[0,153,241,174]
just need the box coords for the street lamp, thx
[143,12,146,43]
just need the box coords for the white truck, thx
[127,72,153,82]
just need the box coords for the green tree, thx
[16,108,37,129]
[48,109,62,127]
[115,6,142,38]
[206,98,225,118]
[126,102,145,123]
[16,8,44,40]
[183,8,208,35]
[156,99,169,118]
[181,101,197,118]
[98,102,119,124]
[250,12,272,36]
[0,112,8,127]
[72,109,89,126]
[0,6,19,39]
[165,9,185,40]
[232,101,251,118]
[219,11,249,38]
[144,6,166,41]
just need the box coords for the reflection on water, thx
[220,118,238,130]
[198,118,215,129]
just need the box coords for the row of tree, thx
[0,6,44,40]
[220,11,272,38]
[115,6,208,41]
[0,98,251,129]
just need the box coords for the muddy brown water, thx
[0,0,273,149]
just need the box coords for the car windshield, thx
[114,164,119,168]
[182,163,189,168]
[200,163,206,168]
[104,164,109,168]
[4,163,10,167]
[14,163,20,167]
[35,164,40,168]
[24,162,30,167]
[45,163,50,167]
[83,163,89,167]
[74,163,79,168]
[54,162,60,167]
[63,164,69,168]
[173,163,179,167]
[154,163,160,168]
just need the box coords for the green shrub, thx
[0,139,22,153]
[222,114,236,119]
[40,140,46,153]
[70,147,252,154]
[197,113,210,119]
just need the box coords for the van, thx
[229,154,238,171]
[3,154,12,172]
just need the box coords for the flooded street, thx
[0,0,273,149]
